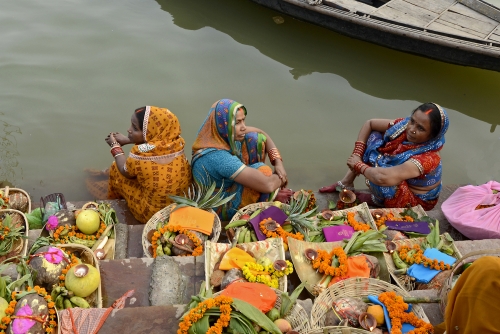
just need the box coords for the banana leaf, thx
[232,298,281,334]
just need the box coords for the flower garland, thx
[311,247,348,278]
[374,212,414,229]
[58,252,80,287]
[178,295,232,334]
[398,245,451,271]
[378,291,433,334]
[259,218,304,245]
[241,260,293,288]
[0,192,9,210]
[4,286,58,334]
[53,222,107,244]
[346,212,371,232]
[151,225,203,258]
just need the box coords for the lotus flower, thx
[12,305,35,334]
[46,215,59,231]
[44,247,65,264]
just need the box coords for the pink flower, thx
[44,247,65,264]
[46,215,59,231]
[12,305,35,334]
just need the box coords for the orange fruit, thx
[367,305,385,326]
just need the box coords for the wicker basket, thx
[310,277,430,329]
[142,204,221,258]
[214,286,310,333]
[0,209,29,262]
[438,248,500,316]
[56,243,103,308]
[331,202,377,231]
[1,187,31,214]
[205,238,288,292]
[231,202,283,221]
[307,326,370,334]
[383,233,462,292]
[370,205,427,232]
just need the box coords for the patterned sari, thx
[191,99,273,220]
[107,106,192,223]
[363,103,449,210]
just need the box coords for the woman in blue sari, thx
[320,102,449,210]
[192,99,292,220]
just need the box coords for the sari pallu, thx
[192,99,273,220]
[362,105,449,210]
[108,106,192,223]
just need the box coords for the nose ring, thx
[412,131,416,134]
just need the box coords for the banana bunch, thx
[51,286,90,310]
[232,226,258,244]
[342,230,388,256]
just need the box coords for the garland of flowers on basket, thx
[0,191,9,210]
[259,218,304,245]
[311,247,348,278]
[399,245,451,271]
[374,212,414,229]
[378,291,433,334]
[241,261,293,289]
[2,286,58,334]
[346,212,371,232]
[52,222,107,244]
[58,252,80,287]
[177,295,233,334]
[151,225,203,258]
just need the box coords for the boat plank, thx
[373,0,438,27]
[448,3,500,25]
[323,0,377,14]
[439,10,497,36]
[428,20,484,39]
[402,0,456,14]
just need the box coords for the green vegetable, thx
[25,208,43,230]
[232,298,281,334]
[392,251,408,270]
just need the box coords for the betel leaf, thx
[188,314,210,334]
[232,298,282,334]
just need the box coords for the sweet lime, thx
[76,209,100,235]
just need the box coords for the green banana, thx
[156,221,164,231]
[249,209,262,219]
[70,296,90,308]
[244,229,252,243]
[156,245,165,257]
[237,227,248,244]
[64,298,73,309]
[282,224,293,233]
[225,220,248,230]
[163,245,172,256]
[250,231,258,242]
[55,294,64,310]
[392,251,408,270]
[51,286,62,302]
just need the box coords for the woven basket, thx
[56,243,103,308]
[231,202,282,221]
[1,187,31,214]
[370,205,426,232]
[438,248,500,316]
[0,209,29,262]
[205,238,287,292]
[383,233,462,292]
[142,204,221,258]
[214,286,310,333]
[310,277,429,329]
[306,326,370,334]
[331,202,377,231]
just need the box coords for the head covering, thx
[192,99,264,165]
[128,106,185,164]
[364,103,449,168]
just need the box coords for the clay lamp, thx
[358,312,377,332]
[273,260,287,272]
[371,209,386,220]
[304,248,318,261]
[264,220,279,232]
[73,264,89,278]
[175,234,189,246]
[320,209,335,221]
[340,189,356,204]
[385,241,397,254]
[94,249,106,260]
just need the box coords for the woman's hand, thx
[275,188,294,204]
[106,132,130,146]
[274,161,288,188]
[105,133,117,147]
[347,155,362,171]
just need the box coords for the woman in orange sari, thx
[88,106,192,223]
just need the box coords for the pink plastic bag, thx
[442,181,500,240]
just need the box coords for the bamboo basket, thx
[438,248,500,316]
[370,205,427,232]
[383,233,462,292]
[1,186,31,214]
[307,327,370,334]
[56,243,103,308]
[205,238,287,292]
[330,202,377,231]
[214,286,310,333]
[310,277,430,329]
[0,209,29,262]
[231,202,283,221]
[142,204,221,258]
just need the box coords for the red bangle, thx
[352,141,367,157]
[110,146,124,157]
[268,148,282,166]
[354,161,368,175]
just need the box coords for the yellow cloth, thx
[436,256,500,334]
[107,106,192,223]
[168,206,214,235]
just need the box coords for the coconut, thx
[29,246,70,292]
[333,296,368,327]
[221,269,246,290]
[54,209,76,227]
[65,264,100,297]
[7,294,49,334]
[76,209,100,235]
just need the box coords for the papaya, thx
[219,247,256,270]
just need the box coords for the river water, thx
[1,0,499,202]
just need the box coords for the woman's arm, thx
[233,167,284,193]
[355,119,394,143]
[105,133,134,179]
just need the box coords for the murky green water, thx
[1,0,499,202]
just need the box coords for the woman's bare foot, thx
[319,181,355,193]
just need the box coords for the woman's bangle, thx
[113,153,124,158]
[109,141,118,147]
[268,148,283,166]
[354,161,370,175]
[352,141,367,158]
[111,146,124,157]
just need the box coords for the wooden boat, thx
[248,0,500,72]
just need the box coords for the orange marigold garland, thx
[375,211,414,229]
[378,291,433,334]
[346,212,371,232]
[53,222,107,244]
[398,245,451,271]
[311,247,348,278]
[58,252,80,287]
[259,218,304,245]
[151,225,203,258]
[177,295,232,334]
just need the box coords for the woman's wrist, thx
[352,141,367,158]
[268,148,283,166]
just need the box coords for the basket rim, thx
[0,208,29,259]
[1,187,32,214]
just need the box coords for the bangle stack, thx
[352,141,367,158]
[354,161,371,175]
[110,145,124,158]
[268,148,283,166]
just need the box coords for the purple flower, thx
[12,305,35,334]
[46,215,59,231]
[44,247,65,264]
